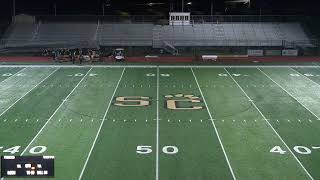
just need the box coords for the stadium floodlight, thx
[224,0,251,8]
[136,2,165,7]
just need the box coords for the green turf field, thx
[0,65,320,180]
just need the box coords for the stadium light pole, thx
[182,0,184,12]
[102,2,105,16]
[211,0,214,15]
[12,0,16,23]
[54,3,57,16]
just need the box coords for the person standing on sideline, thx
[79,48,83,65]
[71,49,76,64]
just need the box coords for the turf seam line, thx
[258,68,320,121]
[0,67,26,85]
[156,66,159,180]
[225,68,314,180]
[0,67,59,118]
[191,68,237,180]
[19,68,93,153]
[78,67,126,180]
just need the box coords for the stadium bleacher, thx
[97,23,154,46]
[157,23,310,47]
[2,16,312,49]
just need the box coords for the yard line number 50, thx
[136,145,178,155]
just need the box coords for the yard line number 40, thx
[270,145,320,155]
[0,146,47,154]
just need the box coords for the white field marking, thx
[78,68,125,180]
[156,67,160,180]
[0,68,92,180]
[0,68,59,118]
[0,67,26,85]
[224,68,314,180]
[291,68,320,87]
[19,68,93,157]
[191,68,236,180]
[258,68,320,120]
[1,65,320,68]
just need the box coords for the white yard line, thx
[0,67,55,180]
[0,67,26,85]
[156,67,159,180]
[0,65,320,68]
[224,68,314,180]
[258,68,320,120]
[191,68,236,180]
[0,68,59,117]
[20,68,93,155]
[78,68,126,180]
[1,68,92,180]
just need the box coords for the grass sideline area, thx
[0,65,320,179]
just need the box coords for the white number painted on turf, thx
[289,73,320,77]
[271,146,315,155]
[218,73,248,77]
[137,145,178,155]
[2,73,12,77]
[16,73,26,77]
[29,146,47,154]
[218,73,228,77]
[89,73,98,77]
[146,73,170,77]
[293,146,311,155]
[290,74,300,77]
[146,73,156,77]
[304,74,314,77]
[3,146,21,154]
[270,146,286,155]
[67,73,85,77]
[136,146,152,154]
[162,146,178,154]
[1,145,47,154]
[74,73,84,77]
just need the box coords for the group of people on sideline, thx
[43,48,101,64]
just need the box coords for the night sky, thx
[0,0,319,19]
